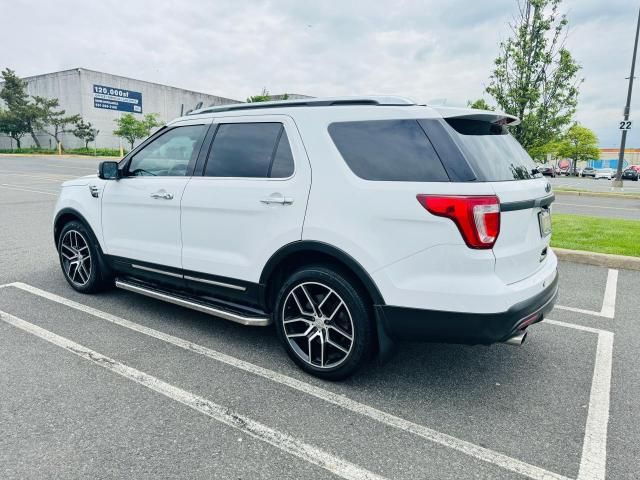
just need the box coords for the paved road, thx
[1,155,639,479]
[554,193,640,221]
[550,175,640,194]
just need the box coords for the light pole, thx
[614,7,640,187]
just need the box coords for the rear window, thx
[443,118,539,181]
[328,120,449,182]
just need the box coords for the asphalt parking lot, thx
[553,193,640,220]
[1,155,639,480]
[550,175,640,194]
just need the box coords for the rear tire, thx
[58,221,113,293]
[274,265,374,380]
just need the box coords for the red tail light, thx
[416,195,501,249]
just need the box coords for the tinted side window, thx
[443,118,539,181]
[328,120,449,182]
[269,130,295,178]
[205,123,285,178]
[128,125,205,177]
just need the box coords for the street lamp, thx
[613,7,640,188]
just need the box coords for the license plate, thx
[538,209,552,237]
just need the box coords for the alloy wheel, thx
[60,230,92,286]
[282,282,354,369]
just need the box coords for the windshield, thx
[443,118,540,182]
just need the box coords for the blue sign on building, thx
[93,85,143,113]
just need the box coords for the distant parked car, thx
[622,168,639,181]
[594,168,614,180]
[581,167,596,178]
[540,166,556,177]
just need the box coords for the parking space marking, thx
[545,320,614,480]
[0,184,58,196]
[0,282,574,480]
[0,310,386,480]
[555,269,618,319]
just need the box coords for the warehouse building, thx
[0,68,242,149]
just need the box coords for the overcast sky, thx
[1,0,637,147]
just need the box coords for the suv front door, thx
[180,115,311,303]
[101,122,208,271]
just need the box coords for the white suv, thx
[53,96,558,379]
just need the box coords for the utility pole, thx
[614,7,640,187]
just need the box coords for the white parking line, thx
[3,282,572,480]
[0,310,386,480]
[555,269,618,319]
[544,320,613,480]
[0,184,58,196]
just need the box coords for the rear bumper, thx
[375,269,558,345]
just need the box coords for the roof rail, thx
[187,96,415,115]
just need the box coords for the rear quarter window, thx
[443,118,539,181]
[328,120,449,182]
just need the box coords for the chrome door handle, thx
[150,191,174,200]
[261,194,294,205]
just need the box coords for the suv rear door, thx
[180,115,311,302]
[439,114,554,284]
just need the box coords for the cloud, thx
[0,0,636,147]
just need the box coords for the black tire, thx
[57,220,113,293]
[274,265,375,380]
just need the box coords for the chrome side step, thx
[115,279,271,326]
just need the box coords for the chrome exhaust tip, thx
[504,331,527,346]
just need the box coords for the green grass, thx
[0,147,124,157]
[551,213,640,257]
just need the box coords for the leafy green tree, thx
[247,88,271,103]
[113,113,161,150]
[529,139,561,163]
[485,0,582,154]
[0,109,28,148]
[0,68,41,148]
[73,119,99,149]
[33,96,81,151]
[556,124,599,174]
[467,99,494,110]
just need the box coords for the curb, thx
[555,190,640,200]
[553,247,640,271]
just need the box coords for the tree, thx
[247,88,271,103]
[485,0,582,154]
[34,96,81,151]
[467,99,494,110]
[528,139,561,164]
[0,68,39,148]
[73,119,99,149]
[113,113,161,150]
[556,124,599,174]
[0,109,28,149]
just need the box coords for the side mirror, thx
[98,161,120,180]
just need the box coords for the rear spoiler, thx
[430,106,520,126]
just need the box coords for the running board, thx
[115,279,271,326]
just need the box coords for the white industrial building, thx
[0,68,242,150]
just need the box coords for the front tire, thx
[274,265,374,380]
[58,221,112,293]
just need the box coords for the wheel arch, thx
[259,241,386,311]
[53,208,100,251]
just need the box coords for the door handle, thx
[150,191,174,200]
[261,194,294,205]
